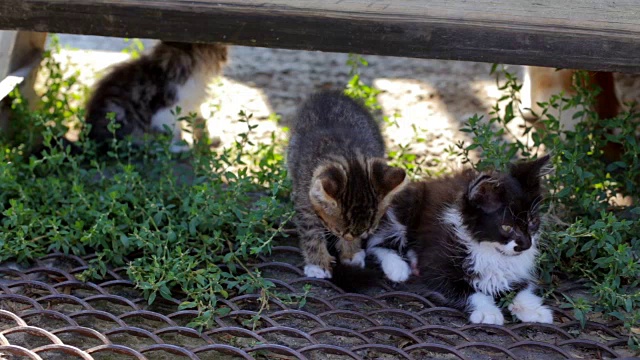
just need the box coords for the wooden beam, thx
[0,1,639,72]
[0,54,42,102]
[0,31,46,133]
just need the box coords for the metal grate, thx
[0,245,634,359]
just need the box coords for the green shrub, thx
[0,37,293,329]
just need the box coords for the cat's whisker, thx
[530,195,544,214]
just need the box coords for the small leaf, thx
[217,307,231,316]
[179,301,197,310]
[148,292,157,305]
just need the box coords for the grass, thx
[0,38,638,349]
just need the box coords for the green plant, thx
[122,38,145,59]
[0,38,294,329]
[455,65,640,349]
[343,54,453,179]
[344,54,381,113]
[4,36,83,152]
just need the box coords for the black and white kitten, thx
[369,155,554,324]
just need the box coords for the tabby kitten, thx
[85,41,227,152]
[372,155,554,324]
[287,91,409,279]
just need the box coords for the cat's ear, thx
[310,163,346,207]
[510,154,553,188]
[468,174,502,213]
[369,159,409,199]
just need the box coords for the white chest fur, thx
[174,69,210,113]
[442,208,537,297]
[150,66,212,142]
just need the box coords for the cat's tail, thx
[330,263,384,293]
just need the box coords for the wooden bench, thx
[0,0,639,120]
[1,0,640,71]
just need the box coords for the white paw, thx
[509,303,553,323]
[469,305,505,325]
[509,288,554,323]
[342,250,366,268]
[381,255,411,283]
[304,264,332,279]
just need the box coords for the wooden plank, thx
[0,54,42,102]
[0,31,46,133]
[0,31,45,78]
[0,31,20,80]
[0,1,639,72]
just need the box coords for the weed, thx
[344,54,381,113]
[122,38,145,59]
[343,54,453,179]
[0,37,293,329]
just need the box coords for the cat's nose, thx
[514,235,532,252]
[343,234,354,241]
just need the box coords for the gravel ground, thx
[49,34,521,172]
[43,35,640,170]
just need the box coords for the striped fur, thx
[287,91,407,279]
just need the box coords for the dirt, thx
[48,34,514,171]
[43,35,640,171]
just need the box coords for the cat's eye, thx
[501,224,513,233]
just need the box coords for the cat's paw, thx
[304,264,332,279]
[509,304,553,323]
[381,255,411,283]
[342,250,366,268]
[509,293,554,323]
[469,305,505,325]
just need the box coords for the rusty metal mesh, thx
[0,245,635,360]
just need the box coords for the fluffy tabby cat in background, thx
[371,155,554,324]
[85,41,227,152]
[287,91,409,279]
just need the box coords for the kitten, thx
[372,155,554,324]
[287,91,409,279]
[85,41,227,152]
